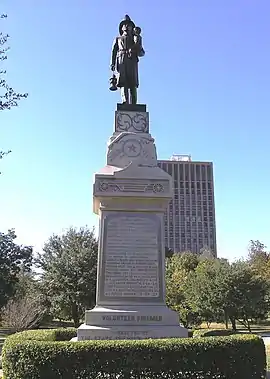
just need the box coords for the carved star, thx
[127,144,137,152]
[153,183,164,193]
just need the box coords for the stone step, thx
[85,305,180,326]
[77,324,188,341]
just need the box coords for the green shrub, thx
[52,328,77,341]
[2,329,266,379]
[193,328,238,338]
[2,328,76,342]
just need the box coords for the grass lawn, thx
[200,322,270,335]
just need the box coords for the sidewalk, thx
[264,338,270,345]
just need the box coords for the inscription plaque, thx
[102,213,162,301]
[80,331,149,340]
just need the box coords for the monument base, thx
[75,103,189,342]
[75,305,188,340]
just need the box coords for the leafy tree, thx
[186,258,270,331]
[12,270,36,298]
[248,240,267,256]
[229,261,269,331]
[166,253,201,328]
[178,251,200,272]
[186,258,226,327]
[0,14,28,111]
[248,240,270,279]
[36,227,98,327]
[0,229,33,309]
[0,149,10,160]
[1,14,28,171]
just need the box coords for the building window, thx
[190,165,195,181]
[201,165,206,180]
[185,165,190,181]
[207,165,212,180]
[196,165,201,180]
[174,164,178,180]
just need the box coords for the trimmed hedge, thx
[193,328,238,338]
[2,329,266,379]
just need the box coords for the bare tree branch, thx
[1,296,45,332]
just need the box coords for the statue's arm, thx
[111,38,118,70]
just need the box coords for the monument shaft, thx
[76,103,188,340]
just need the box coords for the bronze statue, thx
[110,15,145,105]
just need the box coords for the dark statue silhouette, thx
[110,15,145,105]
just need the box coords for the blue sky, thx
[1,0,269,260]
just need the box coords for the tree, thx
[36,227,98,327]
[228,261,269,331]
[0,229,33,309]
[186,258,226,327]
[0,14,28,111]
[12,269,36,299]
[1,271,46,332]
[166,253,201,328]
[186,258,270,331]
[1,297,44,332]
[1,14,28,171]
[248,240,270,279]
[177,251,200,272]
[0,149,10,159]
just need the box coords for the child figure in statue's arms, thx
[133,26,145,57]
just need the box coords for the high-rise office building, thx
[158,155,217,256]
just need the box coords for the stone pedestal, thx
[76,104,188,340]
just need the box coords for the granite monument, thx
[76,15,188,341]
